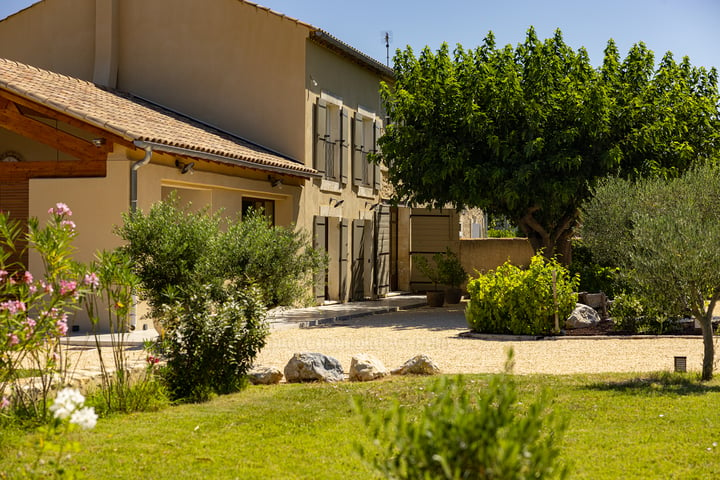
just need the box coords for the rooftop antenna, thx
[383,31,392,67]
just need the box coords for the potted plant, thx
[436,248,467,304]
[414,255,446,307]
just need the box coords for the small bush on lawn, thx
[466,254,578,335]
[356,357,569,479]
[150,284,268,402]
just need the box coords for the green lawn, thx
[2,373,720,479]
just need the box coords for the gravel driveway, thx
[255,305,714,376]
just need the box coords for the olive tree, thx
[581,163,720,380]
[377,28,719,263]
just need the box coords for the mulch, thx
[567,319,702,336]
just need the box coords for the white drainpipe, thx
[128,143,153,330]
[130,143,153,212]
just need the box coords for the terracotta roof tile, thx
[0,58,318,177]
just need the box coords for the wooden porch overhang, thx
[0,89,125,181]
[0,58,319,182]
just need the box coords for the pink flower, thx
[42,281,54,294]
[7,334,18,346]
[1,300,26,314]
[22,271,33,284]
[56,318,68,336]
[49,203,72,217]
[0,270,7,280]
[24,318,36,335]
[60,220,76,231]
[83,273,99,288]
[59,280,77,296]
[0,396,9,409]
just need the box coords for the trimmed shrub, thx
[466,254,578,335]
[152,284,268,402]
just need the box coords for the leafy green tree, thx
[377,28,719,263]
[581,163,720,380]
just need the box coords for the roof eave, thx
[309,30,394,81]
[132,140,321,179]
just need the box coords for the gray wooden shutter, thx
[374,205,391,297]
[352,114,364,186]
[314,100,327,175]
[351,219,365,300]
[373,120,381,191]
[340,107,349,185]
[313,215,328,303]
[340,218,349,302]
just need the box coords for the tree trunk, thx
[523,228,573,265]
[517,208,576,266]
[697,292,720,381]
[699,314,714,381]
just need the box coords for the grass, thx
[2,372,720,479]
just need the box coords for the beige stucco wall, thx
[459,238,535,277]
[27,149,130,332]
[116,0,308,160]
[0,0,96,80]
[28,150,130,267]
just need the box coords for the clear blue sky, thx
[1,0,719,70]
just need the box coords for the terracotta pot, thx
[444,287,463,304]
[426,290,445,307]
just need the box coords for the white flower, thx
[49,388,86,420]
[70,406,98,430]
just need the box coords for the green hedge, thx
[466,254,578,335]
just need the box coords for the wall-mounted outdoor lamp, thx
[175,159,195,174]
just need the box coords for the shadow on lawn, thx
[583,372,720,396]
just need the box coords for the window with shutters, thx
[314,93,348,185]
[352,108,382,193]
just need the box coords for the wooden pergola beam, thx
[0,101,108,161]
[0,90,132,150]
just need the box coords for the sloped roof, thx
[244,1,393,79]
[309,30,394,80]
[0,58,319,178]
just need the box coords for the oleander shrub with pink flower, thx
[0,203,95,421]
